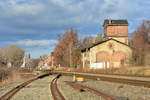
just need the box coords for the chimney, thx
[109,18,111,24]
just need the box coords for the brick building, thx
[81,19,132,69]
[38,52,54,67]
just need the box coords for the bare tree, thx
[72,48,82,67]
[79,36,96,49]
[0,45,24,67]
[53,29,78,67]
[131,20,150,65]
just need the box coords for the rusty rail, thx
[66,81,117,100]
[0,73,51,100]
[53,71,150,88]
[0,78,37,100]
[50,74,65,100]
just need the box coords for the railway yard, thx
[0,71,150,100]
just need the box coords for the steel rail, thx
[53,71,150,88]
[0,73,51,100]
[50,74,65,100]
[66,81,117,100]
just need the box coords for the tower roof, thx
[103,19,128,26]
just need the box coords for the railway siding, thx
[0,78,32,97]
[81,79,150,100]
[58,76,105,100]
[1,71,150,100]
[50,74,65,100]
[54,71,150,82]
[53,71,150,88]
[11,76,54,100]
[66,81,117,100]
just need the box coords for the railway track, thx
[0,73,51,100]
[66,81,117,100]
[53,71,150,88]
[50,74,65,100]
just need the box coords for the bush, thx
[0,67,12,82]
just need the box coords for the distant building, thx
[81,19,132,69]
[21,54,30,68]
[38,52,55,67]
[7,62,12,68]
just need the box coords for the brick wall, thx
[104,25,128,45]
[105,26,128,37]
[96,51,110,62]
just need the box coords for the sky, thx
[0,0,150,58]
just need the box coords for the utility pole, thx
[51,52,54,67]
[69,43,72,67]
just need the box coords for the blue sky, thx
[0,0,150,58]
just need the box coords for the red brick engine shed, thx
[82,19,132,69]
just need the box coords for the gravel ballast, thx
[11,75,56,100]
[0,78,31,97]
[81,79,150,100]
[58,76,105,100]
[2,74,149,100]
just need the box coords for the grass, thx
[0,66,34,87]
[0,66,21,87]
[55,66,150,77]
[85,66,150,76]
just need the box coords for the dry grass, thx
[55,66,150,76]
[85,66,150,76]
[0,66,34,87]
[0,67,21,87]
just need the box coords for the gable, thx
[81,38,131,53]
[91,39,131,49]
[90,39,132,57]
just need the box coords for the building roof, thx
[103,19,128,26]
[81,38,131,52]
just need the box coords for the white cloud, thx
[0,0,45,15]
[12,4,45,15]
[1,0,149,32]
[0,0,149,38]
[14,40,51,46]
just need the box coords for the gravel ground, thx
[0,78,31,97]
[58,76,105,100]
[80,79,150,100]
[11,75,56,100]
